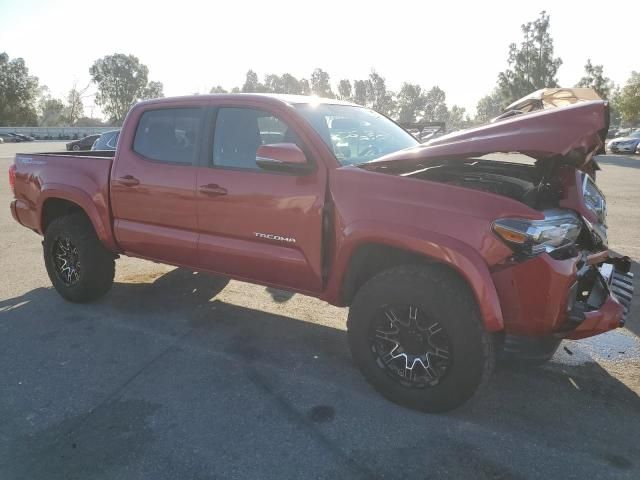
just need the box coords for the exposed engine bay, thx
[402,157,560,209]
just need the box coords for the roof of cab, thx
[136,93,358,108]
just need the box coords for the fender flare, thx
[38,184,119,252]
[328,220,504,332]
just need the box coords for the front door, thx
[111,105,204,266]
[195,106,326,293]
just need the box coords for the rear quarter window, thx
[133,108,203,164]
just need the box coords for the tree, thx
[476,89,504,123]
[365,72,395,116]
[423,86,448,122]
[616,71,640,125]
[0,52,39,126]
[448,105,466,131]
[141,81,164,100]
[39,96,65,126]
[337,79,352,101]
[66,82,89,125]
[264,74,284,93]
[299,78,311,95]
[90,53,161,124]
[310,68,334,98]
[242,70,264,93]
[396,83,425,123]
[74,116,105,127]
[209,85,228,94]
[608,87,622,126]
[353,80,367,106]
[575,59,613,99]
[281,73,302,94]
[497,11,562,105]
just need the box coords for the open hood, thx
[363,99,609,173]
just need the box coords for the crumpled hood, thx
[363,100,609,173]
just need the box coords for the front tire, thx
[347,265,494,413]
[72,144,80,151]
[43,213,115,302]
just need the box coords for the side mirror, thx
[256,143,312,174]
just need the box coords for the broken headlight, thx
[493,209,582,256]
[582,174,606,224]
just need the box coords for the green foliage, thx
[497,11,562,105]
[447,105,467,131]
[90,53,161,123]
[353,80,367,106]
[396,83,425,123]
[39,96,66,126]
[241,70,265,93]
[337,79,352,101]
[365,72,395,117]
[66,83,88,125]
[575,59,613,99]
[0,52,39,126]
[141,81,164,100]
[264,74,284,93]
[310,68,334,98]
[423,86,448,122]
[74,116,106,127]
[476,89,504,123]
[615,71,640,125]
[210,85,228,94]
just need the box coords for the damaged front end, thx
[361,90,632,341]
[563,253,634,339]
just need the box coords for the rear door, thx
[195,103,327,293]
[111,104,204,266]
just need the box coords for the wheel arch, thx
[38,185,118,252]
[330,225,504,332]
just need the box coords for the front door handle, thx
[199,183,227,196]
[117,175,140,187]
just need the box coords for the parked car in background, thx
[91,130,120,150]
[66,134,100,151]
[12,133,35,141]
[0,133,20,143]
[7,133,25,142]
[609,130,640,154]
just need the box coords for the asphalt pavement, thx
[1,142,639,479]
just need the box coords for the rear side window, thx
[134,108,203,164]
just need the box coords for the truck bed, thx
[11,151,116,250]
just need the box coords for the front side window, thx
[294,104,418,166]
[213,107,300,169]
[134,108,203,164]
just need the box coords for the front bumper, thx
[492,251,633,339]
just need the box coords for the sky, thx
[1,0,638,119]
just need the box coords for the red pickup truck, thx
[8,92,634,412]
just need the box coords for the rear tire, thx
[43,213,115,303]
[347,265,494,413]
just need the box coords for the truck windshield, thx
[294,103,418,165]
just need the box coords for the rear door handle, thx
[117,175,140,187]
[199,184,227,196]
